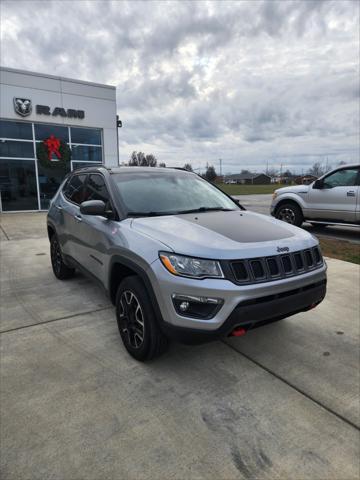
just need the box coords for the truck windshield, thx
[112,170,239,216]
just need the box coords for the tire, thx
[50,234,75,280]
[115,276,168,361]
[275,202,303,227]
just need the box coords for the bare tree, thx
[129,151,158,167]
[267,168,278,177]
[183,163,193,171]
[307,162,325,177]
[158,162,166,168]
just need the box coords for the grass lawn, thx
[319,238,360,265]
[217,183,278,195]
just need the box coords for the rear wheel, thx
[50,235,75,280]
[275,202,303,227]
[116,276,168,361]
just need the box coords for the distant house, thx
[294,175,317,185]
[225,173,271,185]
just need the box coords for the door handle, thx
[347,191,355,197]
[55,205,63,211]
[75,214,83,222]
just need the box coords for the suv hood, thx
[131,210,317,260]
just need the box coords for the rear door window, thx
[63,174,87,205]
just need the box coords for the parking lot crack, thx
[0,224,10,240]
[222,339,360,432]
[0,306,113,334]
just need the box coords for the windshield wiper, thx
[177,207,235,214]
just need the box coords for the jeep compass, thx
[47,167,327,360]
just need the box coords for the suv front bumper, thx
[148,259,327,342]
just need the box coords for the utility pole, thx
[219,159,222,177]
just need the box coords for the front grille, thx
[230,246,323,285]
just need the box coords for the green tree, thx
[183,163,193,171]
[205,165,217,182]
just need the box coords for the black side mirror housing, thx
[313,179,324,189]
[80,200,107,216]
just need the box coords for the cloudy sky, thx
[1,0,359,174]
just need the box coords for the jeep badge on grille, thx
[277,246,290,253]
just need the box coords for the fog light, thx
[179,301,190,312]
[172,294,223,319]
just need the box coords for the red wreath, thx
[36,135,71,169]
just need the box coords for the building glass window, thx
[35,124,69,142]
[70,127,101,145]
[0,159,38,211]
[71,145,102,162]
[0,140,34,158]
[0,119,104,212]
[37,161,71,210]
[0,120,33,140]
[72,162,102,171]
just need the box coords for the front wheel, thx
[116,276,168,361]
[275,203,303,227]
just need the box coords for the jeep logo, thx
[277,246,289,253]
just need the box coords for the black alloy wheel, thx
[50,235,75,279]
[116,276,168,361]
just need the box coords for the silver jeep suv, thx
[47,167,327,361]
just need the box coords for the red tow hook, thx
[230,327,247,337]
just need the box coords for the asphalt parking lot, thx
[1,212,359,480]
[235,194,360,244]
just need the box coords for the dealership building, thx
[0,66,118,212]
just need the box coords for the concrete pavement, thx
[1,213,359,480]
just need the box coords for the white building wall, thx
[0,67,118,166]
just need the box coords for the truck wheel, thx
[50,234,75,280]
[275,203,303,227]
[115,276,168,361]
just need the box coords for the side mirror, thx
[80,200,107,216]
[313,179,324,189]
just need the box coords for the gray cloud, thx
[1,0,359,173]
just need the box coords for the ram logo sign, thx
[13,97,32,117]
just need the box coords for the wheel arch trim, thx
[274,194,305,213]
[108,255,166,328]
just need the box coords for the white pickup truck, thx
[271,164,360,227]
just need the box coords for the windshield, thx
[112,170,239,216]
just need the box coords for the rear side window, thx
[63,174,87,205]
[85,174,110,205]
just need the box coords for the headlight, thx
[159,252,224,279]
[272,192,278,200]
